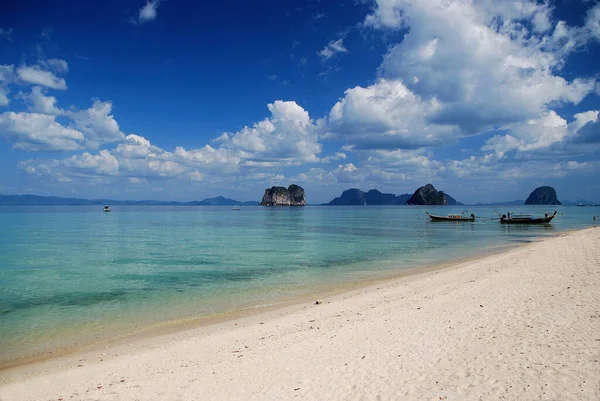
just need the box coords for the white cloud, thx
[585,3,600,40]
[0,65,15,107]
[67,100,125,147]
[137,0,160,24]
[188,171,205,181]
[483,110,600,157]
[323,79,457,149]
[45,59,69,74]
[16,100,330,186]
[64,150,120,175]
[319,38,348,60]
[219,100,322,163]
[7,87,126,151]
[0,111,84,151]
[320,152,347,163]
[365,0,597,133]
[23,86,63,115]
[174,145,241,168]
[0,90,8,107]
[17,65,67,90]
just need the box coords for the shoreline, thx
[1,227,597,396]
[1,227,598,399]
[1,228,534,373]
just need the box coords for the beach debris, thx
[120,379,126,383]
[480,304,484,307]
[294,388,300,391]
[97,385,102,389]
[315,300,322,305]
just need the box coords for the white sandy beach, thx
[1,227,599,401]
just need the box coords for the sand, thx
[1,227,599,401]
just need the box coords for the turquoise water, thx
[0,205,597,365]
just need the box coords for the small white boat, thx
[232,206,240,210]
[103,205,111,212]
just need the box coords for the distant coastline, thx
[1,193,597,207]
[0,194,258,206]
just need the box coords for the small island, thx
[524,186,562,205]
[259,184,306,206]
[406,184,462,205]
[325,189,411,205]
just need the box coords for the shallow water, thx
[0,205,596,365]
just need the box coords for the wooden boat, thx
[426,211,475,221]
[500,211,557,224]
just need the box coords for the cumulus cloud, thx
[18,100,332,184]
[45,58,69,74]
[16,65,67,90]
[136,0,161,24]
[7,0,600,199]
[319,38,348,60]
[63,150,120,176]
[23,86,63,115]
[4,86,125,150]
[0,90,8,107]
[323,79,457,149]
[361,0,597,134]
[0,65,15,106]
[0,111,84,151]
[218,100,322,164]
[483,110,600,157]
[66,100,126,148]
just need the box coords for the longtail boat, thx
[500,210,557,224]
[426,211,475,221]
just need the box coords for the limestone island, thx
[406,183,462,205]
[524,186,562,205]
[259,184,306,206]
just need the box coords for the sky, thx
[0,0,599,204]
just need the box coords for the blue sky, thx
[1,0,599,204]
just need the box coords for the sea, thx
[0,205,597,366]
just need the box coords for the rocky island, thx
[524,186,562,205]
[324,184,461,205]
[325,189,411,205]
[259,184,306,206]
[406,184,462,205]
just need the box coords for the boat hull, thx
[500,211,557,224]
[426,212,474,221]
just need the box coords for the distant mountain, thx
[473,200,525,206]
[561,199,598,206]
[406,184,463,206]
[0,194,258,206]
[524,186,561,205]
[191,196,258,206]
[325,188,411,205]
